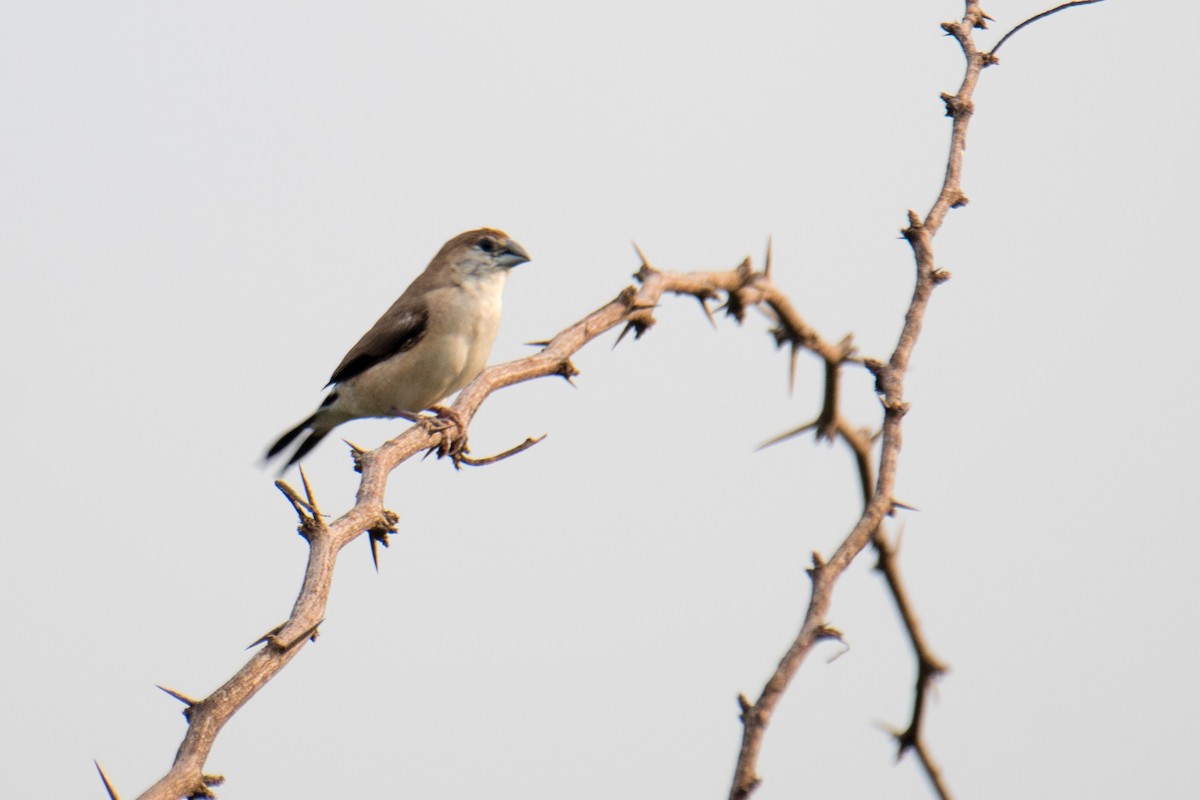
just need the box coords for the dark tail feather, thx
[266,413,317,461]
[267,393,342,469]
[286,427,332,467]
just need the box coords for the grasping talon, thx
[396,406,470,463]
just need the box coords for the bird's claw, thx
[418,405,462,432]
[400,405,470,465]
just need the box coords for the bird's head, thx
[443,228,531,277]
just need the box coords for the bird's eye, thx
[477,238,496,253]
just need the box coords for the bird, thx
[266,227,531,468]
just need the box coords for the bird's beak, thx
[497,239,531,268]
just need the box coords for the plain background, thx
[3,1,1197,798]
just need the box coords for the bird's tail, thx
[266,395,343,469]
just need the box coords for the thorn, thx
[298,465,320,517]
[558,358,580,386]
[299,619,324,646]
[920,651,950,679]
[756,421,818,451]
[524,339,552,347]
[816,624,844,641]
[367,510,400,571]
[95,760,120,800]
[818,626,850,663]
[894,728,918,760]
[788,340,799,394]
[835,334,855,361]
[737,693,753,716]
[872,718,905,748]
[187,774,226,799]
[263,618,325,651]
[276,476,325,540]
[632,241,652,269]
[764,235,773,278]
[275,480,316,517]
[890,498,920,514]
[696,295,718,329]
[343,439,366,473]
[613,319,650,348]
[613,323,631,348]
[902,210,922,238]
[156,685,199,707]
[248,622,286,650]
[369,530,386,572]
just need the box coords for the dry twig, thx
[117,4,1105,798]
[727,3,1105,798]
[131,253,838,800]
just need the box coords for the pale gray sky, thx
[3,2,1197,798]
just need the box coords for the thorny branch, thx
[110,3,1105,799]
[728,3,1104,799]
[129,253,843,800]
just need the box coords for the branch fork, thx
[120,4,1106,799]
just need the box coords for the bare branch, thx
[912,737,954,800]
[990,1,1107,57]
[134,257,836,800]
[728,3,1104,797]
[126,6,1107,798]
[457,435,547,467]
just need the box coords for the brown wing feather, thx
[326,304,430,387]
[324,228,509,387]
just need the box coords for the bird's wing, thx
[326,300,430,387]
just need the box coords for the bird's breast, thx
[335,275,505,418]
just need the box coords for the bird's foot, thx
[395,406,470,466]
[425,405,470,465]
